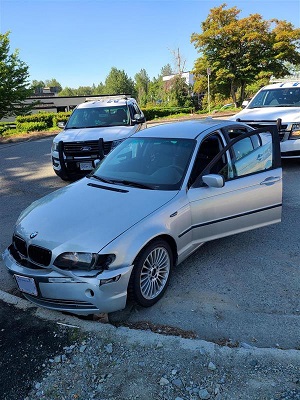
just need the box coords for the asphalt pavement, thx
[0,129,299,399]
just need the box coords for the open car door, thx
[186,126,282,244]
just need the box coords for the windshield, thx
[66,106,130,128]
[248,87,300,108]
[89,137,196,190]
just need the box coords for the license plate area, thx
[14,274,38,296]
[79,162,93,171]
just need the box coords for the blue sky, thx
[1,0,300,89]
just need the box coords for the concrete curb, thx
[1,288,299,363]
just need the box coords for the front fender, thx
[101,193,191,271]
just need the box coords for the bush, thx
[0,122,16,136]
[1,128,19,137]
[16,113,55,129]
[142,107,192,121]
[16,121,48,132]
[53,111,71,126]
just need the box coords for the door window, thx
[191,126,280,186]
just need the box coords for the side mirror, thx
[202,174,225,188]
[57,121,66,129]
[242,100,249,108]
[133,114,146,124]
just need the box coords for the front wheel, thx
[128,240,173,307]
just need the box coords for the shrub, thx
[142,107,192,121]
[53,111,71,126]
[16,121,48,132]
[16,113,55,129]
[1,128,19,137]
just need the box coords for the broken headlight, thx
[53,252,115,271]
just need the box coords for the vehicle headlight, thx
[52,141,59,151]
[53,252,115,271]
[290,123,300,139]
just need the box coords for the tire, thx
[128,240,173,307]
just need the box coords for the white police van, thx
[51,95,146,180]
[230,82,300,159]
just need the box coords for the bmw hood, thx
[54,125,137,143]
[231,107,300,123]
[14,178,178,254]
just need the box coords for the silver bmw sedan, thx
[3,119,282,315]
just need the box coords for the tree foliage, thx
[134,69,150,106]
[168,76,192,107]
[191,3,300,106]
[44,78,62,92]
[104,67,136,96]
[160,64,173,77]
[0,32,34,119]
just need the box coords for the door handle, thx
[260,176,281,186]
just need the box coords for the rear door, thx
[186,126,282,244]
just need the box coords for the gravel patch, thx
[25,324,300,400]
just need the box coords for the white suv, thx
[51,95,146,180]
[230,82,300,158]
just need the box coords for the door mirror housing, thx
[202,174,225,188]
[133,114,146,124]
[57,121,66,129]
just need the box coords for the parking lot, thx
[0,134,299,349]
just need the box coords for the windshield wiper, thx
[89,175,154,189]
[89,174,114,184]
[109,179,154,190]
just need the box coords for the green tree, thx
[104,67,136,96]
[168,75,192,107]
[0,32,34,119]
[134,69,150,106]
[76,86,93,96]
[93,82,106,95]
[191,3,300,106]
[160,64,173,77]
[148,76,165,105]
[44,78,62,92]
[30,79,45,93]
[59,87,76,96]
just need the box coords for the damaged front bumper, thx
[2,248,133,315]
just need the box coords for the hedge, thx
[16,121,48,133]
[16,113,55,129]
[53,111,71,126]
[141,107,192,121]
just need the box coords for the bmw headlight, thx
[54,252,115,271]
[290,123,300,139]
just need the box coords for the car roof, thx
[77,96,136,109]
[261,81,300,90]
[135,119,245,140]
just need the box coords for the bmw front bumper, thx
[2,248,133,315]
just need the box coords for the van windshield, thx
[66,106,130,128]
[248,88,300,108]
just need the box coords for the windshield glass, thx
[90,137,196,190]
[66,106,130,128]
[248,87,300,108]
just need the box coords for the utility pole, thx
[207,68,211,113]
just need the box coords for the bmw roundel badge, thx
[30,231,38,239]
